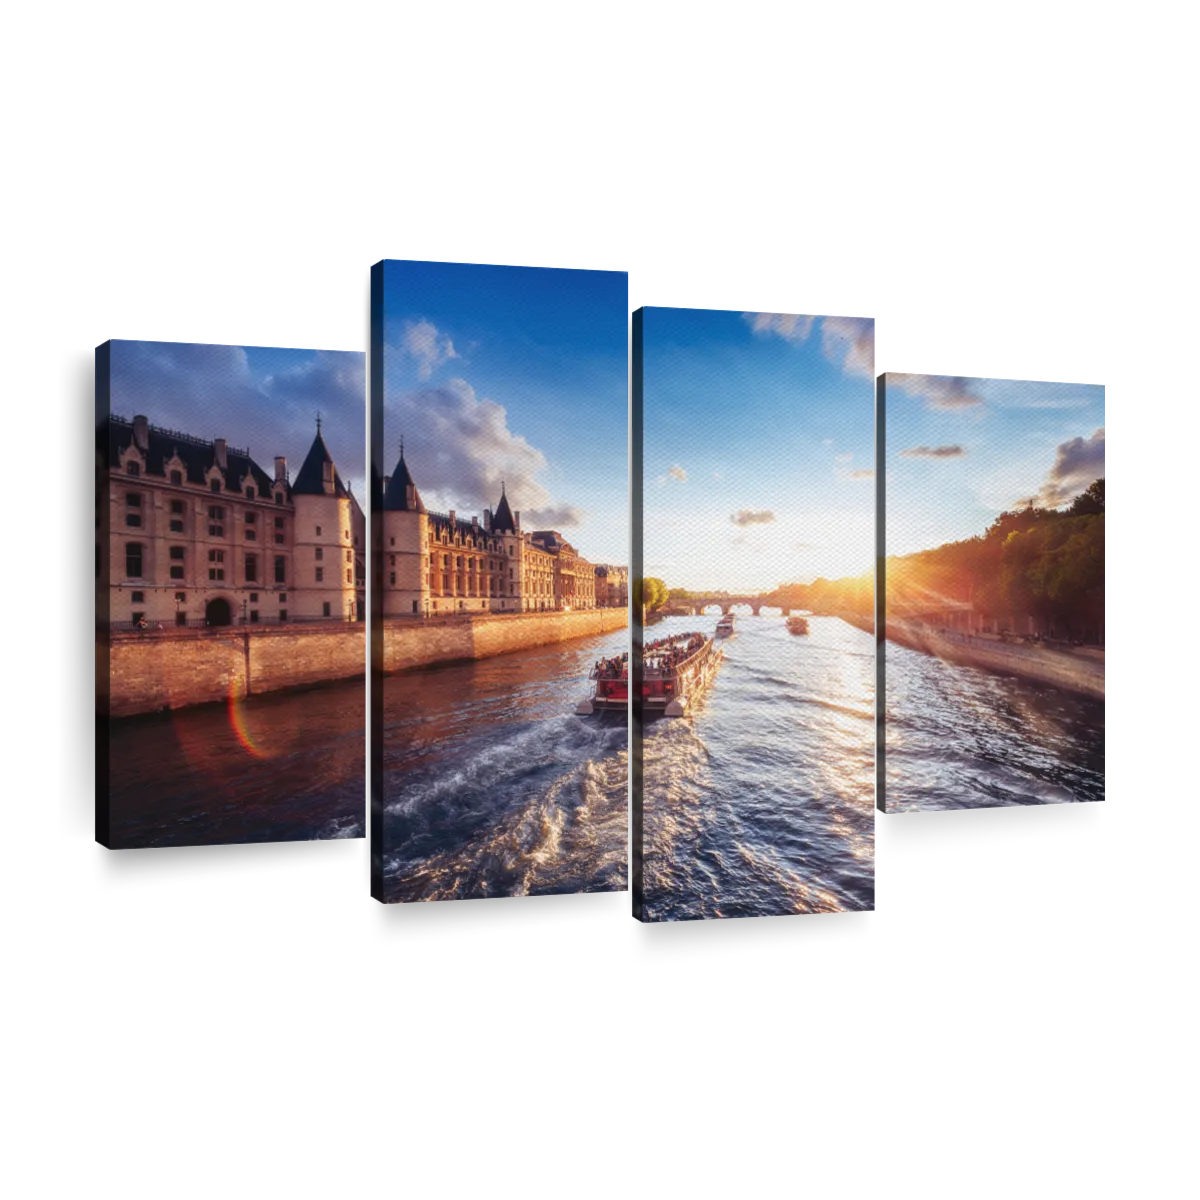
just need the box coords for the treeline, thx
[638,478,1105,644]
[888,478,1104,641]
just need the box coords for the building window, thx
[169,545,185,580]
[346,569,352,583]
[125,492,142,527]
[249,592,258,603]
[315,546,323,561]
[125,543,143,577]
[125,461,140,476]
[315,526,322,536]
[131,611,144,625]
[208,549,224,581]
[249,610,259,623]
[245,555,258,583]
[274,517,284,529]
[275,493,283,505]
[246,529,256,541]
[316,567,324,583]
[345,549,352,563]
[246,512,256,526]
[208,505,225,537]
[390,537,395,546]
[170,520,184,533]
[175,611,187,626]
[322,602,331,617]
[246,487,255,499]
[278,593,287,602]
[274,557,286,584]
[389,572,396,586]
[170,470,183,486]
[131,590,144,603]
[210,479,221,493]
[274,534,284,545]
[175,592,186,603]
[279,609,288,621]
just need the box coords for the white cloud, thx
[743,312,816,343]
[731,509,776,527]
[399,318,459,381]
[889,373,983,410]
[1034,427,1105,508]
[657,464,688,484]
[821,316,874,377]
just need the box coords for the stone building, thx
[594,564,628,609]
[100,414,365,628]
[380,446,600,617]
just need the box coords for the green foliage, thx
[635,577,669,610]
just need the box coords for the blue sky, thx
[641,307,875,593]
[108,340,365,490]
[379,260,628,564]
[884,374,1106,557]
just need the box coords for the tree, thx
[634,577,668,610]
[1069,477,1104,516]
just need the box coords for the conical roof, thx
[491,483,516,533]
[383,447,425,512]
[292,428,349,497]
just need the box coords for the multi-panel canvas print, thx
[96,340,367,848]
[370,261,629,904]
[632,307,876,921]
[877,373,1105,812]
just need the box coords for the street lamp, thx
[242,599,248,625]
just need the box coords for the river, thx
[103,679,365,848]
[637,613,875,922]
[883,639,1105,811]
[376,628,629,903]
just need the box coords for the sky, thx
[379,260,628,565]
[108,340,365,491]
[641,307,875,593]
[884,374,1106,557]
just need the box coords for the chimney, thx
[275,456,287,483]
[472,515,479,530]
[132,415,150,452]
[514,510,520,530]
[448,509,456,525]
[484,509,491,532]
[214,438,228,470]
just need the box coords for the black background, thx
[84,258,1113,936]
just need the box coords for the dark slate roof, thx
[103,415,281,498]
[292,429,349,497]
[383,450,425,512]
[491,485,516,534]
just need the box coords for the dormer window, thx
[274,491,284,505]
[125,461,140,477]
[210,479,221,493]
[170,470,183,486]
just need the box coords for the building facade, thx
[380,448,602,617]
[101,414,364,628]
[594,564,628,609]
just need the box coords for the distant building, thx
[100,414,365,628]
[595,564,628,609]
[380,447,602,616]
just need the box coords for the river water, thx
[884,639,1105,811]
[103,680,365,848]
[637,614,875,922]
[376,628,629,903]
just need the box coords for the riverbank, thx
[381,606,628,674]
[839,613,1105,699]
[102,610,629,714]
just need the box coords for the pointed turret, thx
[292,420,348,498]
[491,481,516,534]
[383,440,426,512]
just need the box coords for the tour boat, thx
[576,633,724,715]
[786,615,809,635]
[576,652,629,714]
[715,613,735,638]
